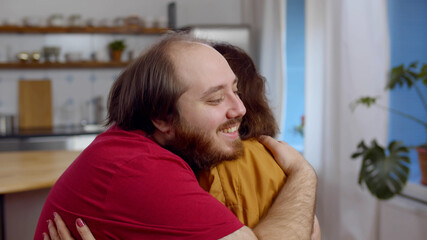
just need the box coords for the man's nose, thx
[226,93,246,119]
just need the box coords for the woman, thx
[197,42,285,228]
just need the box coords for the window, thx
[284,0,305,152]
[388,0,427,201]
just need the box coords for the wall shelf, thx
[0,61,131,69]
[0,26,171,34]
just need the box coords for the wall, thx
[0,0,242,126]
[379,196,427,239]
[1,1,243,239]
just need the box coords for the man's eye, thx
[207,99,222,104]
[207,96,224,104]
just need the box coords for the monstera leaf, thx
[388,61,418,89]
[349,96,379,111]
[351,140,410,200]
[420,64,427,85]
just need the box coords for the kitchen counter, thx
[0,150,80,194]
[0,150,81,240]
[0,124,105,139]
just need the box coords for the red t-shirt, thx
[35,125,243,239]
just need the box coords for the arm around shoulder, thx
[219,226,258,240]
[253,136,318,239]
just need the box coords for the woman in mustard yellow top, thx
[198,43,286,228]
[200,43,319,238]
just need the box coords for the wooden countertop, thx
[0,150,80,194]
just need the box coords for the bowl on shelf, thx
[17,52,30,62]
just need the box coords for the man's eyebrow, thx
[201,77,238,98]
[201,85,225,99]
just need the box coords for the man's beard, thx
[165,116,244,173]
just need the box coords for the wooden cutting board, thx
[18,79,53,130]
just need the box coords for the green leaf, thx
[402,74,414,88]
[420,64,427,86]
[387,63,421,89]
[388,65,405,89]
[408,61,418,69]
[350,97,379,111]
[350,140,410,200]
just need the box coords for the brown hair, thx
[106,33,205,134]
[212,43,278,139]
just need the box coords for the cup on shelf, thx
[0,114,16,135]
[97,18,111,27]
[65,52,82,62]
[47,14,64,27]
[2,19,20,26]
[113,17,125,27]
[125,15,141,27]
[86,18,95,27]
[155,17,168,28]
[68,14,84,27]
[22,16,44,27]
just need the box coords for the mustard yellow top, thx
[198,138,286,227]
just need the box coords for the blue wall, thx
[388,0,427,183]
[284,0,305,151]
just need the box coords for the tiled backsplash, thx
[0,69,118,126]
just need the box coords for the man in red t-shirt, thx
[36,34,317,239]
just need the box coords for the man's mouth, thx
[219,125,239,133]
[217,118,242,135]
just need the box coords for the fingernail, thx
[46,219,51,226]
[76,218,85,228]
[53,212,58,219]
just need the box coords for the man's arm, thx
[223,136,317,239]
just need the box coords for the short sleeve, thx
[99,153,244,239]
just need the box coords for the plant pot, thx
[416,147,427,185]
[111,50,123,62]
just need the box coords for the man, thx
[36,33,317,239]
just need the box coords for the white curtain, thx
[241,0,287,139]
[305,0,390,239]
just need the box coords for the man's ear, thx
[152,118,173,134]
[151,118,175,145]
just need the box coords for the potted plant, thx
[108,40,126,62]
[351,62,427,200]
